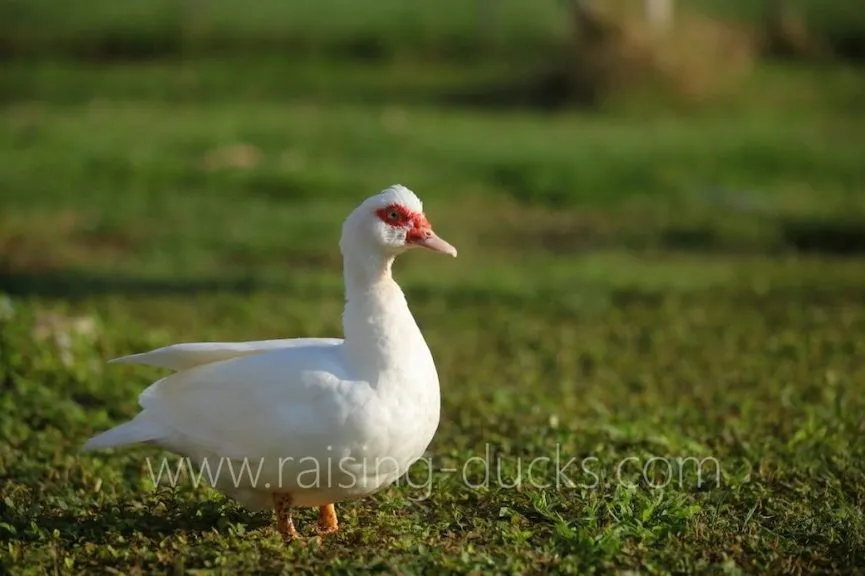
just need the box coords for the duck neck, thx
[341,250,420,377]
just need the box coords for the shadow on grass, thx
[658,218,865,256]
[4,215,865,305]
[439,67,584,111]
[0,268,266,300]
[780,217,865,255]
[0,266,579,311]
[5,498,271,545]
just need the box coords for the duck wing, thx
[85,340,367,464]
[109,338,343,371]
[134,342,365,462]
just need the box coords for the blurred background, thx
[2,1,865,572]
[1,0,864,293]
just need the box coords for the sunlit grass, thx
[2,53,865,573]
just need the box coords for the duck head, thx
[340,185,457,260]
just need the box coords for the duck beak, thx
[409,227,458,257]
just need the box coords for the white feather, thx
[108,338,342,371]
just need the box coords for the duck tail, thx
[82,412,163,451]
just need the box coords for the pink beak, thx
[409,227,458,257]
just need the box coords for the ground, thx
[2,3,865,573]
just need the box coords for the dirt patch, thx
[565,1,756,107]
[446,1,756,110]
[200,143,262,172]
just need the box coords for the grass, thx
[0,0,570,60]
[2,14,865,573]
[2,0,863,61]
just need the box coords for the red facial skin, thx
[375,204,431,244]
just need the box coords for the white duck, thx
[83,184,457,541]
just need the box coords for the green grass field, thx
[3,2,865,574]
[2,0,864,61]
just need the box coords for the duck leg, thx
[317,503,339,535]
[273,493,297,542]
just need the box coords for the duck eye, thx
[387,210,400,221]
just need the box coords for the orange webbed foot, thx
[317,503,339,536]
